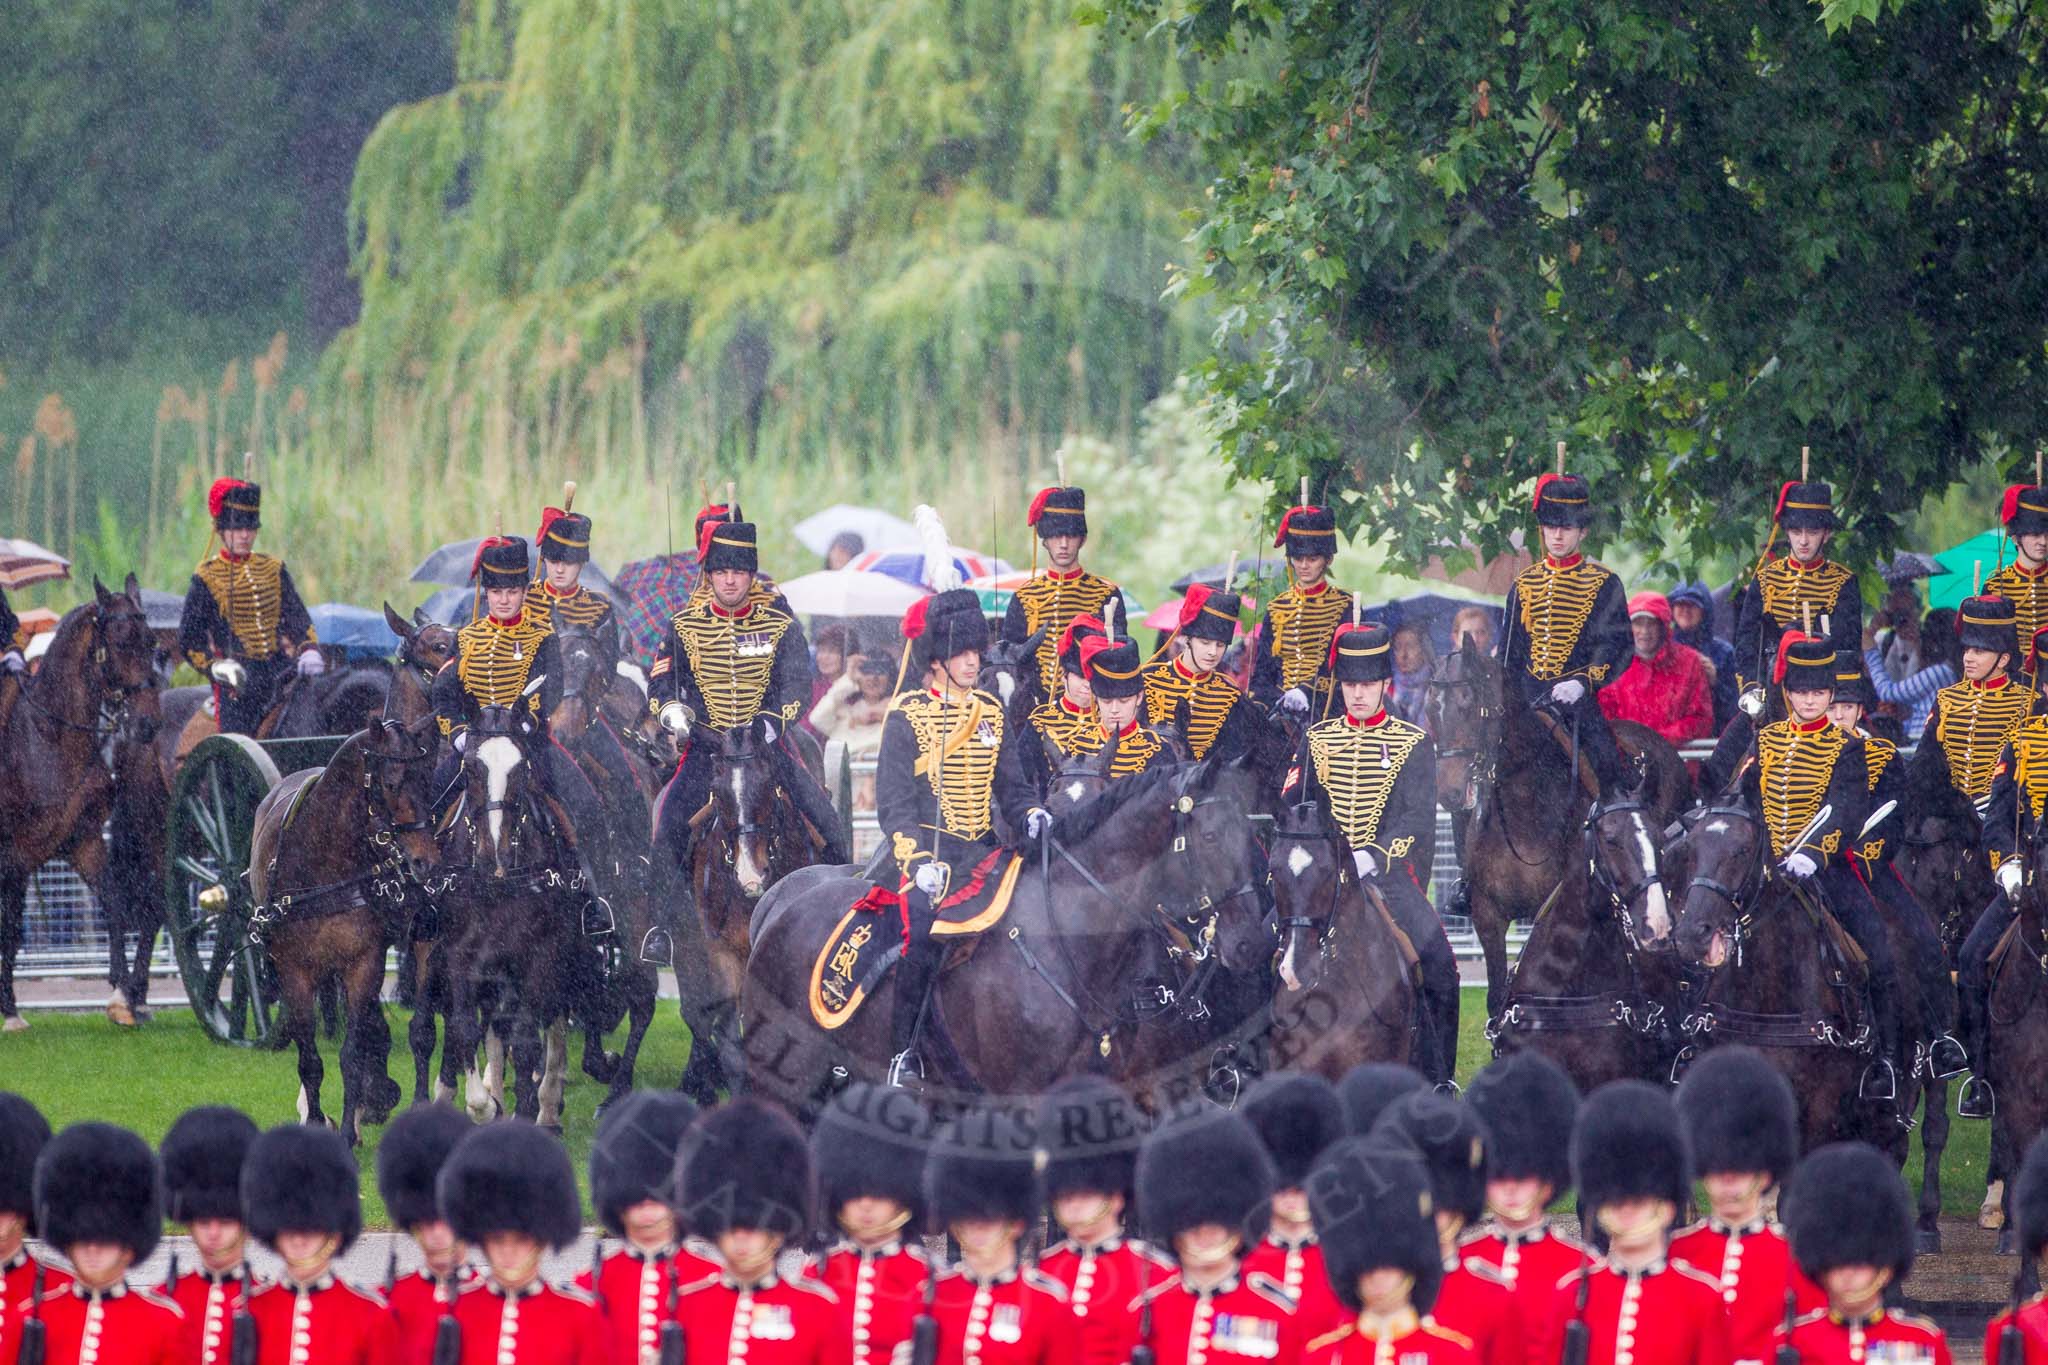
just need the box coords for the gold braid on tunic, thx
[1931,679,2034,803]
[1013,573,1119,698]
[1266,586,1355,693]
[1142,661,1239,758]
[1512,559,1610,682]
[1753,557,1853,628]
[1756,721,1847,859]
[667,604,800,730]
[194,553,291,658]
[1984,563,2048,672]
[1307,715,1427,858]
[894,689,1005,842]
[526,581,612,631]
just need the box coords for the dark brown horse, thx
[0,577,159,1031]
[246,718,440,1143]
[1986,817,2048,1255]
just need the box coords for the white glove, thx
[1738,686,1767,719]
[1025,808,1053,838]
[913,863,947,897]
[1352,848,1379,878]
[1279,688,1310,715]
[296,649,327,678]
[1999,861,2024,897]
[1780,851,1818,880]
[210,658,247,691]
[0,650,22,675]
[658,702,693,736]
[1549,679,1586,705]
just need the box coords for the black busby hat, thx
[1027,486,1088,541]
[161,1106,259,1225]
[1176,585,1243,646]
[591,1091,699,1237]
[1275,505,1339,559]
[1309,1136,1446,1314]
[438,1122,583,1250]
[537,508,592,565]
[1337,1062,1428,1137]
[2013,1131,2048,1258]
[1572,1080,1690,1215]
[1533,474,1593,529]
[907,587,990,670]
[1136,1107,1276,1251]
[1328,623,1394,686]
[1958,594,2019,659]
[472,535,531,590]
[677,1098,813,1241]
[1464,1051,1578,1193]
[209,477,262,531]
[1675,1046,1797,1183]
[1241,1073,1346,1190]
[1774,633,1837,694]
[1783,1142,1913,1281]
[1058,614,1108,676]
[375,1103,472,1234]
[242,1124,363,1252]
[0,1093,52,1227]
[813,1083,932,1229]
[1081,637,1145,700]
[34,1122,163,1260]
[1036,1075,1146,1203]
[925,1106,1041,1230]
[1373,1091,1489,1226]
[2005,485,2048,537]
[1774,480,1838,532]
[701,520,760,575]
[1831,651,1877,710]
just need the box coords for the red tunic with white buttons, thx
[384,1268,475,1365]
[0,1281,188,1365]
[805,1240,929,1365]
[1305,1313,1479,1365]
[1431,1258,1522,1365]
[1129,1269,1306,1365]
[1458,1225,1588,1365]
[1035,1237,1174,1365]
[1775,1308,1951,1365]
[577,1245,722,1365]
[1241,1237,1346,1343]
[162,1268,262,1365]
[1535,1259,1731,1365]
[1668,1220,1825,1365]
[923,1267,1078,1365]
[671,1271,849,1365]
[1990,1295,2048,1363]
[2,1251,76,1365]
[243,1276,397,1365]
[446,1280,608,1365]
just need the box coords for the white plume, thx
[913,504,961,593]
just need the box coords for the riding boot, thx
[1860,966,1903,1106]
[888,917,941,1088]
[1958,982,1996,1117]
[775,743,852,864]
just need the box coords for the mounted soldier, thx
[1002,483,1121,702]
[1914,594,2033,817]
[1731,473,1862,701]
[1288,621,1459,1087]
[179,476,324,735]
[1988,484,2048,681]
[1144,584,1264,763]
[1253,502,1354,716]
[1033,635,1184,787]
[1022,614,1106,762]
[1498,470,1637,803]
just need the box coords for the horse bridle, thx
[1677,802,1769,960]
[18,600,145,737]
[710,737,777,845]
[1584,798,1665,950]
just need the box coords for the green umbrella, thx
[1929,529,2010,609]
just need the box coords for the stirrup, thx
[1959,1077,1997,1119]
[1205,1047,1245,1107]
[638,926,674,967]
[886,1050,926,1089]
[582,896,616,937]
[1433,1078,1462,1097]
[1858,1058,1898,1103]
[1927,1034,1970,1081]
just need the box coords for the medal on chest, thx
[989,1302,1023,1344]
[1212,1312,1281,1358]
[748,1301,795,1341]
[735,630,774,657]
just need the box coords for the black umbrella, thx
[138,588,185,631]
[408,537,613,594]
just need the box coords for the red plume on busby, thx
[1027,487,1055,527]
[1772,629,1815,685]
[1531,473,1563,515]
[1177,584,1212,633]
[694,503,738,560]
[2005,484,2027,527]
[1273,506,1310,548]
[1077,635,1115,675]
[209,478,247,523]
[471,535,511,582]
[901,596,932,642]
[1773,480,1797,524]
[536,506,566,549]
[1058,614,1107,673]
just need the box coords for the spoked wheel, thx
[164,734,283,1046]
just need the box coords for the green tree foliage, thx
[1095,0,2048,573]
[328,0,1207,473]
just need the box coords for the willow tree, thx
[325,0,1208,483]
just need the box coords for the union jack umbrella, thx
[843,546,1015,590]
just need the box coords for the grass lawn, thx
[1,986,1999,1227]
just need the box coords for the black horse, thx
[1985,816,2048,1255]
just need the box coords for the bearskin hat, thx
[1178,585,1243,646]
[34,1122,162,1260]
[1275,505,1339,559]
[677,1098,813,1241]
[1027,486,1088,541]
[1136,1108,1275,1252]
[1532,474,1593,529]
[1773,480,1838,532]
[1336,1062,1428,1137]
[813,1083,932,1229]
[1080,637,1145,701]
[1674,1047,1797,1182]
[209,477,261,530]
[2015,1131,2048,1259]
[1373,1091,1489,1226]
[375,1103,472,1234]
[160,1106,259,1225]
[591,1092,699,1237]
[925,1106,1041,1230]
[471,535,530,590]
[438,1122,582,1250]
[1958,595,2019,660]
[537,508,592,565]
[1309,1136,1445,1314]
[1036,1075,1146,1203]
[1572,1080,1690,1216]
[242,1125,362,1252]
[1464,1051,1578,1193]
[1783,1143,1913,1282]
[1328,623,1394,686]
[1241,1073,1346,1190]
[909,588,990,670]
[701,520,759,574]
[0,1093,52,1228]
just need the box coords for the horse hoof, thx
[1999,1226,2018,1257]
[1982,1180,2006,1231]
[541,1122,564,1139]
[1,1015,27,1034]
[1915,1226,1941,1256]
[106,1000,137,1028]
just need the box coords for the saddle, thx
[1529,706,1603,801]
[808,849,1025,1029]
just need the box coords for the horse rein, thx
[15,603,141,739]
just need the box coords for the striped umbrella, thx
[0,538,69,590]
[844,547,1015,590]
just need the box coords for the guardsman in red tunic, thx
[1240,1075,1349,1342]
[372,1104,476,1365]
[671,1098,848,1364]
[1535,1083,1731,1365]
[2,1122,187,1365]
[0,1096,73,1364]
[1302,1135,1479,1365]
[803,1083,932,1365]
[1001,485,1122,702]
[915,1107,1078,1365]
[1130,1108,1306,1365]
[240,1125,395,1365]
[1987,1134,2048,1361]
[158,1108,264,1365]
[579,1091,716,1365]
[1457,1052,1588,1365]
[438,1122,608,1365]
[1670,1049,1824,1365]
[1032,1076,1174,1365]
[1774,1144,1950,1365]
